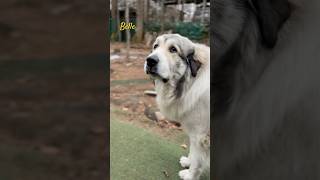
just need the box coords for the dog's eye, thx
[153,44,158,49]
[169,46,177,53]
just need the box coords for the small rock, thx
[144,90,157,96]
[155,112,166,121]
[110,54,120,61]
[144,105,157,121]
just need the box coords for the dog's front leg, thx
[179,136,203,180]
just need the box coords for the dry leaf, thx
[181,144,188,149]
[162,170,169,177]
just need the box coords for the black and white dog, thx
[212,0,320,179]
[145,34,210,180]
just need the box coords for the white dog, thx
[144,34,210,180]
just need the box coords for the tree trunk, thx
[179,0,184,21]
[144,0,149,23]
[111,0,117,20]
[191,0,197,22]
[160,1,165,32]
[136,0,144,43]
[111,0,118,40]
[125,0,130,60]
[201,0,207,24]
[117,7,121,41]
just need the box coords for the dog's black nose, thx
[146,56,159,67]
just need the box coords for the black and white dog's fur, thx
[213,0,320,179]
[145,34,210,180]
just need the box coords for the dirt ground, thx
[110,42,184,138]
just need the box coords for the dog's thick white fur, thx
[144,34,210,180]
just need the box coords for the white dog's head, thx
[144,34,201,83]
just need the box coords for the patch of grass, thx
[111,119,187,180]
[111,106,188,144]
[110,107,210,180]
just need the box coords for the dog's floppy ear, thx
[249,0,291,48]
[179,35,201,77]
[187,52,201,77]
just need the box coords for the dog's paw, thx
[179,169,193,180]
[179,156,191,168]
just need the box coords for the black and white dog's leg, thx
[179,136,203,180]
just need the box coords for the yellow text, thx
[119,22,136,31]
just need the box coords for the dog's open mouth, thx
[146,71,169,83]
[150,74,169,83]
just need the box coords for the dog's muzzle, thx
[145,55,159,75]
[145,55,169,83]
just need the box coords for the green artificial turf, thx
[111,118,188,180]
[110,118,210,180]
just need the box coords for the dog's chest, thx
[157,97,184,121]
[155,89,185,121]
